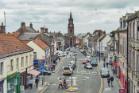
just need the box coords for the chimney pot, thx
[44,28,48,33]
[30,23,33,28]
[0,22,5,33]
[21,22,25,27]
[40,27,45,33]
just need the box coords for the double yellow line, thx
[97,63,104,93]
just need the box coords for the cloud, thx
[0,0,139,34]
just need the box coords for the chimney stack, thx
[44,28,48,33]
[21,22,25,27]
[21,22,26,32]
[40,27,45,33]
[30,22,33,28]
[0,22,5,33]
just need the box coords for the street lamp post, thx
[99,32,100,63]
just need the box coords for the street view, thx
[0,0,139,93]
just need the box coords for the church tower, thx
[68,12,74,35]
[65,12,75,47]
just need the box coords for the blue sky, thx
[0,0,139,34]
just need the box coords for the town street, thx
[44,48,101,93]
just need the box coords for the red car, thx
[82,60,89,64]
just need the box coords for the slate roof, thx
[34,33,51,46]
[0,34,33,59]
[18,32,39,40]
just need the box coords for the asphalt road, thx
[44,48,101,93]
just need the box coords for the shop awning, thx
[28,69,40,77]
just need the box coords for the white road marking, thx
[104,87,111,91]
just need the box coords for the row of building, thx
[0,12,79,93]
[77,10,139,93]
[109,11,139,93]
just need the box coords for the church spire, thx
[70,12,73,19]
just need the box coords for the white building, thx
[0,34,34,93]
[27,37,50,60]
[99,34,111,56]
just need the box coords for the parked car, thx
[63,66,73,76]
[43,70,52,75]
[84,63,93,69]
[39,69,52,75]
[100,67,110,78]
[82,60,89,64]
[90,58,98,67]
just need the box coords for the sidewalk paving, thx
[103,67,120,93]
[24,57,63,93]
[98,57,120,93]
[24,81,48,93]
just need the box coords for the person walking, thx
[110,76,114,87]
[58,78,63,89]
[107,77,110,87]
[103,62,105,67]
[35,76,39,88]
[106,62,109,68]
[103,57,106,62]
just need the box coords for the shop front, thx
[20,70,27,89]
[7,72,20,93]
[0,80,4,93]
[118,68,127,93]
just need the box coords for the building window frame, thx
[21,57,24,67]
[10,59,14,71]
[16,58,19,70]
[0,62,3,75]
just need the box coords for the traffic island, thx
[66,86,79,92]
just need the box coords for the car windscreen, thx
[64,67,70,70]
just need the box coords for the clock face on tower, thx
[69,24,72,27]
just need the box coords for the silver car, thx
[100,67,110,78]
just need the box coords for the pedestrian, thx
[58,78,63,88]
[106,62,109,68]
[103,62,105,67]
[103,57,106,62]
[112,67,115,74]
[28,76,33,89]
[35,76,39,88]
[107,77,110,87]
[110,76,114,87]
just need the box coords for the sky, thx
[0,0,139,34]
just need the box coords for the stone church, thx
[65,12,76,48]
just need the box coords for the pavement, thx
[24,75,49,93]
[24,58,62,93]
[98,55,120,93]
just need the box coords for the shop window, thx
[137,21,139,31]
[0,62,3,74]
[137,81,139,86]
